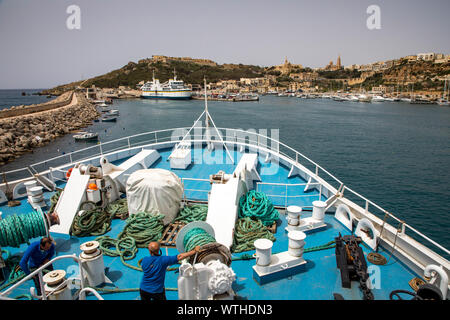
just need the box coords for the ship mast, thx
[168,77,234,164]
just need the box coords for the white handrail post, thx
[38,270,46,300]
[319,184,322,201]
[69,153,73,164]
[155,132,158,143]
[315,165,319,176]
[99,143,103,155]
[400,222,406,236]
[127,137,131,149]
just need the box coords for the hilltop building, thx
[324,55,343,71]
[274,57,303,75]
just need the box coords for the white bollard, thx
[287,206,302,226]
[79,241,106,287]
[312,200,327,221]
[254,239,273,266]
[43,270,72,300]
[24,180,37,193]
[288,231,306,257]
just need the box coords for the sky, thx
[0,0,449,89]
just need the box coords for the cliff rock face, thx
[0,92,100,166]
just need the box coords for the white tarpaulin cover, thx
[126,169,184,225]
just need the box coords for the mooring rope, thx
[183,227,216,252]
[70,198,130,237]
[238,190,279,226]
[231,217,276,253]
[173,204,208,224]
[0,211,47,248]
[231,240,336,261]
[95,211,165,271]
[117,212,165,248]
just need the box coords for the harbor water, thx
[0,91,449,254]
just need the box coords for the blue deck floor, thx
[0,146,419,300]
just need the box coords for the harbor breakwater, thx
[0,91,100,166]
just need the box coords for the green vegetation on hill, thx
[79,59,265,89]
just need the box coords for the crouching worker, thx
[19,237,55,296]
[140,241,200,301]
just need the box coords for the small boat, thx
[437,99,450,106]
[349,95,359,102]
[410,97,434,104]
[107,109,120,115]
[357,94,371,102]
[400,98,412,103]
[371,95,385,102]
[98,102,108,108]
[331,95,342,101]
[73,131,99,141]
[101,115,118,122]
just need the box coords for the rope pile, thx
[238,190,279,227]
[183,228,216,252]
[71,198,129,237]
[173,204,208,224]
[117,212,165,248]
[231,217,276,253]
[0,211,47,248]
[48,189,62,216]
[95,211,165,271]
[95,235,141,271]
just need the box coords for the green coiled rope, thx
[95,211,165,271]
[95,235,141,271]
[0,211,47,248]
[183,228,216,252]
[71,198,129,237]
[173,204,208,224]
[231,217,276,253]
[238,190,279,226]
[117,212,165,248]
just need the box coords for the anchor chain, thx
[346,236,374,300]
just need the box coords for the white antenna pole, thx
[204,77,209,131]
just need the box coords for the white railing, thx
[342,185,450,257]
[256,181,323,209]
[0,126,448,258]
[181,177,210,200]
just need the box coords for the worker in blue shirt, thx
[140,241,200,301]
[19,237,55,296]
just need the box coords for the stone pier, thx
[0,91,100,166]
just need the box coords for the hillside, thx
[42,57,265,95]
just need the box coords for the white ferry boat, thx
[140,70,192,100]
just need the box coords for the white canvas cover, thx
[126,169,184,225]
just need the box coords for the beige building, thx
[274,57,303,75]
[417,53,436,61]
